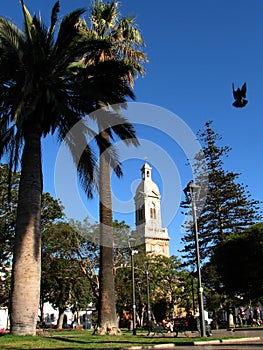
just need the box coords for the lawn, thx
[0,329,218,349]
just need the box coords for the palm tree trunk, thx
[98,130,118,335]
[10,129,42,335]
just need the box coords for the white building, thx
[0,308,8,330]
[41,302,93,329]
[134,162,170,257]
[0,302,94,330]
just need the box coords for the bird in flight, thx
[232,82,248,108]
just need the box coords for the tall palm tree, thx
[79,0,148,333]
[0,1,135,335]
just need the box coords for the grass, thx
[0,329,244,349]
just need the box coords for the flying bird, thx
[232,82,248,108]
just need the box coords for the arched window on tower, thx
[150,202,156,219]
[137,204,144,222]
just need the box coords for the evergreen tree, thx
[181,121,261,265]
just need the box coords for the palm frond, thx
[94,131,123,178]
[92,108,139,147]
[20,0,33,42]
[48,1,60,43]
[54,8,87,57]
[77,145,96,199]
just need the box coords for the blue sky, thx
[1,0,263,257]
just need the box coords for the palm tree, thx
[0,1,135,335]
[79,0,148,333]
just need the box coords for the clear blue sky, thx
[1,0,263,257]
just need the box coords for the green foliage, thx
[41,221,94,317]
[0,165,18,306]
[80,0,147,87]
[40,195,82,315]
[212,222,263,303]
[0,164,65,308]
[69,218,100,301]
[41,193,64,226]
[115,251,195,322]
[0,164,19,271]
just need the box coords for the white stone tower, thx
[134,162,170,257]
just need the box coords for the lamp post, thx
[146,262,151,325]
[129,238,138,335]
[184,181,206,337]
[191,274,196,314]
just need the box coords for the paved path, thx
[133,327,263,350]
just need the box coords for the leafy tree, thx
[147,255,194,321]
[181,121,261,266]
[41,221,94,328]
[0,165,64,308]
[0,166,66,317]
[78,1,147,334]
[115,252,193,325]
[201,262,227,315]
[40,193,65,322]
[212,223,263,304]
[0,1,135,335]
[41,192,64,226]
[43,218,133,328]
[113,220,132,264]
[0,164,19,306]
[69,218,100,303]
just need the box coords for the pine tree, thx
[181,121,261,265]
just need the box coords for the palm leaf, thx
[20,0,33,42]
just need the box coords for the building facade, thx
[134,162,170,257]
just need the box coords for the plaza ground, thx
[0,326,262,349]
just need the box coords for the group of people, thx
[160,310,213,337]
[147,305,262,337]
[237,306,262,326]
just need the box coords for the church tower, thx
[134,162,170,257]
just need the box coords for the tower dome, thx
[135,162,160,199]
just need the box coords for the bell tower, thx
[134,162,170,257]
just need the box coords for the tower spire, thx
[141,161,152,181]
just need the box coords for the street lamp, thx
[128,238,138,335]
[184,181,206,337]
[146,262,151,325]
